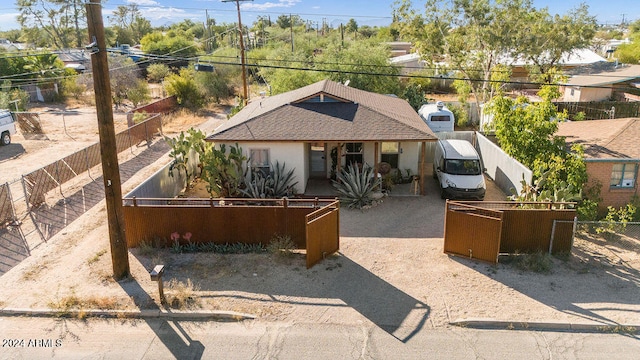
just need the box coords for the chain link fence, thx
[572,221,640,272]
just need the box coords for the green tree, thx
[393,0,597,117]
[126,79,150,108]
[106,54,142,108]
[17,0,85,48]
[345,18,358,33]
[488,82,587,192]
[164,68,206,110]
[513,4,597,82]
[146,63,171,83]
[108,4,152,45]
[140,31,200,57]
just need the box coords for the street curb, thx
[451,318,640,333]
[0,308,256,322]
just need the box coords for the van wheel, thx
[1,132,10,146]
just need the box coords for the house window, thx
[431,115,451,122]
[345,142,363,167]
[381,142,399,169]
[250,149,270,176]
[610,163,637,188]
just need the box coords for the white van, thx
[0,110,16,146]
[433,139,485,200]
[418,101,454,133]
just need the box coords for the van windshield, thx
[444,159,481,175]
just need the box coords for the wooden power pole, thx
[223,0,252,105]
[85,0,130,280]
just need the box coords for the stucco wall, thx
[225,142,307,194]
[399,142,420,175]
[585,161,639,211]
[563,86,613,102]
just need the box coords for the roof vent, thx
[344,80,350,87]
[436,101,444,111]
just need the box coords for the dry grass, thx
[21,258,53,281]
[48,294,124,319]
[87,249,107,265]
[267,235,296,258]
[166,278,200,309]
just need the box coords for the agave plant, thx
[332,163,382,209]
[271,161,298,198]
[241,161,298,199]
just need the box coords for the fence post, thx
[20,175,30,211]
[571,216,578,248]
[133,196,137,206]
[549,220,557,254]
[144,120,150,147]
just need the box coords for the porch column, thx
[420,141,426,195]
[374,142,379,175]
[336,142,341,178]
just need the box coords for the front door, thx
[309,142,326,178]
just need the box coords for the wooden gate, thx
[305,201,340,268]
[444,201,503,264]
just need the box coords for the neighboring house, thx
[389,53,425,75]
[206,79,438,194]
[54,49,90,72]
[0,39,29,51]
[384,42,413,58]
[505,48,608,84]
[561,64,640,102]
[557,118,640,210]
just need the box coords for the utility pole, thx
[85,0,130,280]
[222,0,252,105]
[290,14,294,53]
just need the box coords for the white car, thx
[0,110,16,146]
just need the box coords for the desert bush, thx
[127,79,151,107]
[147,63,171,83]
[166,279,200,309]
[267,234,295,257]
[504,251,553,274]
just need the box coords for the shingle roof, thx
[564,64,640,87]
[207,79,437,142]
[557,118,640,159]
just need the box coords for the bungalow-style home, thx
[390,53,426,75]
[54,49,90,72]
[561,63,640,102]
[505,48,608,84]
[206,79,438,194]
[557,118,640,210]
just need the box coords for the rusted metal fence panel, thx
[500,209,577,254]
[0,183,16,227]
[444,202,503,264]
[122,198,334,248]
[555,101,640,120]
[305,201,340,268]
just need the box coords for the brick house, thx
[557,118,640,210]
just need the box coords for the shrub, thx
[267,234,296,257]
[332,163,382,209]
[147,63,171,83]
[504,251,553,274]
[127,79,151,107]
[164,68,206,110]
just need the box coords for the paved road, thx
[1,317,638,359]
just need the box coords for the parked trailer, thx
[418,101,455,133]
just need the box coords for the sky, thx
[0,0,637,33]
